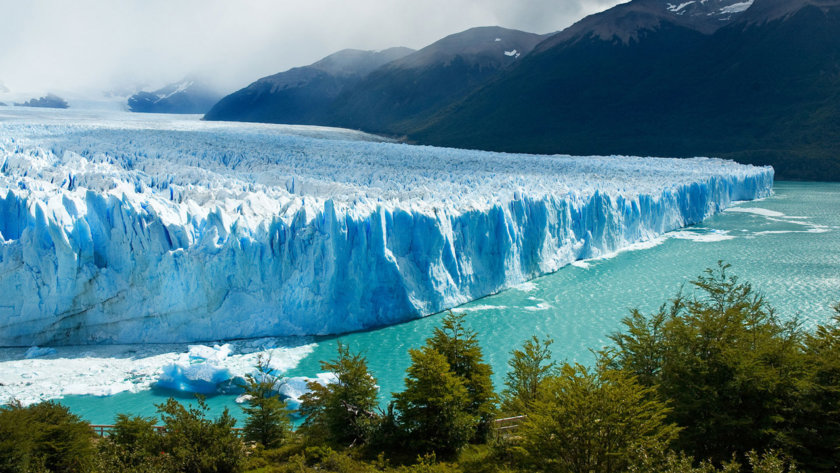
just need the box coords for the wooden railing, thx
[90,424,243,437]
[90,416,522,439]
[492,415,527,438]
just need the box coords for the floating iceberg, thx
[0,109,774,345]
[157,362,234,394]
[154,342,332,401]
[156,344,236,393]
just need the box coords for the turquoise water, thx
[57,181,840,424]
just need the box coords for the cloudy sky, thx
[0,0,625,97]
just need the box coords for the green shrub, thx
[784,303,840,471]
[96,414,168,472]
[500,336,555,415]
[516,364,679,473]
[241,355,293,449]
[394,346,476,457]
[299,342,380,447]
[426,311,497,441]
[611,262,805,464]
[156,396,244,473]
[0,400,96,473]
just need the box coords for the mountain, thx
[204,26,545,133]
[128,78,222,114]
[325,26,547,134]
[412,0,840,181]
[0,81,8,94]
[203,47,414,123]
[541,0,753,46]
[16,94,69,109]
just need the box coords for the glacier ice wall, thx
[0,109,774,345]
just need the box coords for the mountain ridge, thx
[203,47,414,124]
[324,26,547,134]
[203,0,840,180]
[128,78,222,114]
[411,0,840,181]
[204,26,545,133]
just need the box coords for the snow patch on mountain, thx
[720,0,754,14]
[667,1,696,13]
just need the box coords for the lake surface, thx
[8,181,840,424]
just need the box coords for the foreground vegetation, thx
[2,263,839,472]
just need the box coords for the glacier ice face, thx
[0,109,774,345]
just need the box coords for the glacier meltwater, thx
[0,109,773,345]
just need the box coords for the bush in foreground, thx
[241,355,293,449]
[394,346,476,457]
[299,342,379,447]
[0,400,96,473]
[611,262,805,465]
[515,363,679,472]
[426,311,497,441]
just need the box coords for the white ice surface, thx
[0,339,316,405]
[0,108,773,345]
[724,206,785,217]
[668,230,736,242]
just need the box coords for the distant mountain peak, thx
[128,77,222,114]
[203,46,415,124]
[309,47,415,76]
[15,94,69,109]
[541,0,756,48]
[388,26,546,70]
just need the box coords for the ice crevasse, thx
[0,110,774,345]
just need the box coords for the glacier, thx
[0,108,774,346]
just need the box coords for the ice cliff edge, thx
[0,111,773,345]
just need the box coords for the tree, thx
[426,311,497,441]
[0,400,96,473]
[500,336,555,415]
[610,299,677,388]
[629,449,796,473]
[110,414,160,453]
[610,262,806,464]
[97,414,167,472]
[298,342,379,446]
[517,363,679,473]
[156,397,244,473]
[394,346,476,457]
[240,355,293,449]
[783,303,840,471]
